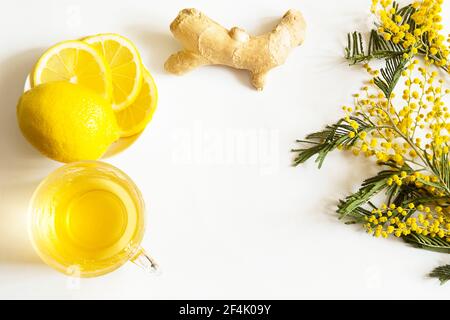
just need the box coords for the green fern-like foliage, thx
[374,56,409,98]
[337,162,415,218]
[405,234,450,253]
[292,117,377,168]
[345,30,407,64]
[429,264,450,284]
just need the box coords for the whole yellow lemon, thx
[17,82,119,163]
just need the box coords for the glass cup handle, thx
[131,247,159,274]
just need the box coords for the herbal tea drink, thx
[29,161,156,277]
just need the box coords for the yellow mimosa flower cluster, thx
[341,57,450,241]
[364,201,450,240]
[371,0,449,70]
[344,62,449,160]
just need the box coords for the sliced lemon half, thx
[31,40,113,101]
[83,33,143,111]
[115,69,158,137]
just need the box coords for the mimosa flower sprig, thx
[346,0,449,71]
[293,0,450,284]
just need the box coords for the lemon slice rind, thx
[115,68,158,138]
[31,40,113,101]
[83,33,144,111]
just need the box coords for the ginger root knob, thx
[164,8,306,90]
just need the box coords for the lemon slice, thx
[115,69,158,137]
[31,40,113,101]
[83,34,143,111]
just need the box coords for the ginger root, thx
[164,8,306,90]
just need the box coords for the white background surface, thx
[0,0,449,299]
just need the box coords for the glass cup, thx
[28,161,157,277]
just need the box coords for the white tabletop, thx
[0,0,449,299]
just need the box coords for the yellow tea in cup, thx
[29,161,156,277]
